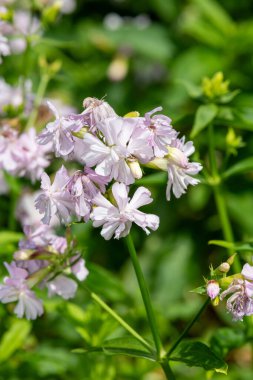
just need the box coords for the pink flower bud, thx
[207,280,220,300]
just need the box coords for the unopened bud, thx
[218,262,230,273]
[146,157,168,171]
[207,280,220,300]
[83,97,117,126]
[227,253,237,266]
[14,249,33,260]
[128,160,142,179]
[124,111,140,118]
[212,296,220,306]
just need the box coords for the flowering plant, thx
[2,1,253,379]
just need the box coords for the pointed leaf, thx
[191,104,218,138]
[72,337,155,361]
[209,240,253,251]
[0,320,31,362]
[169,341,227,373]
[190,286,207,295]
[176,79,202,99]
[102,337,155,361]
[223,157,253,179]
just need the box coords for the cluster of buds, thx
[0,223,88,320]
[35,97,202,239]
[205,255,253,321]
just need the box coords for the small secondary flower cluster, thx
[0,223,88,320]
[0,1,76,64]
[36,97,202,239]
[206,259,253,321]
[0,125,52,182]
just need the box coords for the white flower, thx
[37,101,82,157]
[47,275,77,299]
[82,117,153,185]
[91,182,159,240]
[0,262,43,320]
[35,166,73,224]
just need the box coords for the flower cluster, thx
[36,97,202,239]
[1,96,202,320]
[0,223,88,320]
[0,125,52,182]
[206,260,253,321]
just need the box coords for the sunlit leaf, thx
[191,103,218,138]
[169,341,227,373]
[0,320,31,362]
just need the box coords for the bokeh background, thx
[1,0,253,379]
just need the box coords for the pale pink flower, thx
[68,97,117,134]
[0,126,19,172]
[206,280,220,300]
[166,137,202,200]
[47,275,77,299]
[13,128,52,182]
[220,263,253,321]
[71,257,89,281]
[91,182,159,240]
[16,190,59,227]
[82,117,153,185]
[139,107,177,157]
[37,101,83,157]
[0,262,43,320]
[67,168,109,220]
[35,166,73,224]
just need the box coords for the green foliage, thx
[169,341,228,373]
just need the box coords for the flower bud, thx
[227,253,237,266]
[83,97,117,125]
[218,262,230,273]
[146,157,168,171]
[206,280,220,300]
[128,160,142,179]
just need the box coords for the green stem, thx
[26,73,50,130]
[89,291,154,354]
[160,361,176,380]
[208,125,241,273]
[167,298,210,357]
[125,234,163,358]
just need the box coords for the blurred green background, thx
[2,0,253,378]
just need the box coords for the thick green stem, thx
[125,234,163,358]
[26,73,50,130]
[89,291,154,353]
[160,361,176,380]
[167,298,210,357]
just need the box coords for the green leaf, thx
[176,79,202,98]
[209,240,253,251]
[0,231,23,245]
[193,0,235,36]
[223,157,253,179]
[0,320,31,362]
[190,286,207,295]
[169,341,227,373]
[210,328,246,357]
[73,337,155,361]
[191,104,218,138]
[219,89,240,103]
[102,337,155,361]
